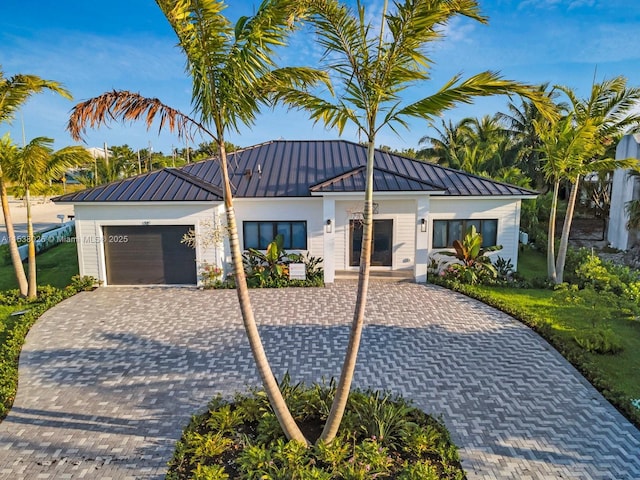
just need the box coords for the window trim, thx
[243,220,308,250]
[432,219,498,248]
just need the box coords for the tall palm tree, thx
[553,78,640,283]
[535,115,601,281]
[277,0,557,443]
[68,0,326,445]
[0,68,71,296]
[4,136,89,298]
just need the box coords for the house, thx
[53,139,535,286]
[608,134,640,250]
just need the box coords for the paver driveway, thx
[0,282,638,479]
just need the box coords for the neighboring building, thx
[608,134,640,250]
[53,139,535,286]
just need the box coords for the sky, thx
[2,0,640,155]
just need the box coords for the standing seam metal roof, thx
[54,139,536,203]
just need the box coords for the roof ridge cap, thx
[166,168,223,198]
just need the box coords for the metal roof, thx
[54,139,536,203]
[54,168,223,202]
[310,166,444,193]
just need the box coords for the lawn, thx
[0,241,79,290]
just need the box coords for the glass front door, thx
[350,219,393,267]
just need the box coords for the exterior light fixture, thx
[420,218,427,232]
[326,218,332,233]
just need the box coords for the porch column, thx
[323,197,336,283]
[415,196,430,283]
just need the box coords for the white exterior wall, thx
[70,194,526,286]
[73,203,219,285]
[428,197,522,269]
[334,198,416,271]
[608,134,640,250]
[233,197,324,259]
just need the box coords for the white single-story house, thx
[53,139,535,286]
[608,134,640,250]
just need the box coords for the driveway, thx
[0,282,638,479]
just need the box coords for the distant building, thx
[608,134,640,249]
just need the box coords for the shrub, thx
[166,381,465,480]
[574,328,624,355]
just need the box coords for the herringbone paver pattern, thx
[0,282,638,479]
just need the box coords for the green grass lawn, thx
[516,246,547,279]
[0,241,79,290]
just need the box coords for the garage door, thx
[103,225,196,285]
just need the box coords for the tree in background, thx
[551,77,640,283]
[3,136,89,298]
[0,68,71,296]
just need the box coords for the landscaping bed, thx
[167,379,466,480]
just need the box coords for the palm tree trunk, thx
[320,140,375,443]
[25,187,37,299]
[555,175,580,284]
[547,179,560,282]
[0,177,28,296]
[217,141,309,445]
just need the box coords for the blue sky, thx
[2,0,639,155]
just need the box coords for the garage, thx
[103,225,196,285]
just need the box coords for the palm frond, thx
[394,71,558,127]
[68,90,212,142]
[0,72,71,124]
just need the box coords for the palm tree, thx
[498,83,562,191]
[68,0,326,445]
[417,119,469,167]
[278,0,557,443]
[553,78,640,283]
[535,115,602,281]
[4,136,89,298]
[0,68,71,296]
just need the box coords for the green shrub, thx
[167,382,465,479]
[574,328,624,355]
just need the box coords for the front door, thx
[350,219,393,267]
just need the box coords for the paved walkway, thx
[0,283,638,479]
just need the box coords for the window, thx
[432,219,498,248]
[243,221,307,250]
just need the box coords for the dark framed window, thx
[243,221,307,250]
[432,219,498,248]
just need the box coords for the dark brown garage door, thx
[103,225,196,285]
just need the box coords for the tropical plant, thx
[543,77,640,283]
[243,235,292,285]
[0,67,71,297]
[497,83,563,190]
[437,225,501,284]
[67,0,327,444]
[417,118,469,168]
[242,236,324,288]
[2,135,90,298]
[535,115,601,282]
[166,382,464,479]
[276,0,555,443]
